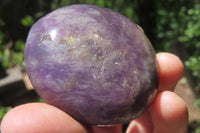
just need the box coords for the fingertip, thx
[92,125,122,133]
[126,91,188,133]
[156,52,184,91]
[150,91,188,133]
[1,103,90,133]
[136,24,144,32]
[126,111,153,133]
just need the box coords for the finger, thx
[125,111,153,133]
[150,91,188,133]
[156,52,184,91]
[92,125,122,133]
[1,103,92,133]
[126,91,188,133]
[136,24,144,32]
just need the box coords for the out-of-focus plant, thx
[0,45,9,69]
[157,0,200,83]
[156,0,191,51]
[185,56,200,87]
[0,26,9,68]
[195,98,200,133]
[156,1,200,132]
[12,40,25,67]
[0,106,11,120]
[195,121,200,133]
[0,15,34,69]
[183,2,200,92]
[21,15,34,27]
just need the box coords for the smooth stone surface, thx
[25,5,159,125]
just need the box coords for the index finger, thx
[156,52,184,91]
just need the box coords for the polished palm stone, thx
[25,4,159,125]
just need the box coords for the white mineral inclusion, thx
[49,29,58,42]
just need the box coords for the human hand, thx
[1,52,188,133]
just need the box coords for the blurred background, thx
[0,0,200,132]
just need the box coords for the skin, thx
[0,52,188,133]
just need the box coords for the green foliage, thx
[195,98,200,133]
[157,0,200,89]
[38,98,46,103]
[179,3,200,48]
[0,15,26,68]
[21,15,34,27]
[0,45,9,68]
[0,30,4,44]
[0,106,11,120]
[0,40,25,68]
[196,120,200,133]
[185,56,200,87]
[2,49,9,68]
[12,40,25,66]
[181,1,200,97]
[195,98,200,109]
[149,1,200,131]
[156,1,184,51]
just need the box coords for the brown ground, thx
[174,77,200,122]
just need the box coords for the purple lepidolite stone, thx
[25,4,159,125]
